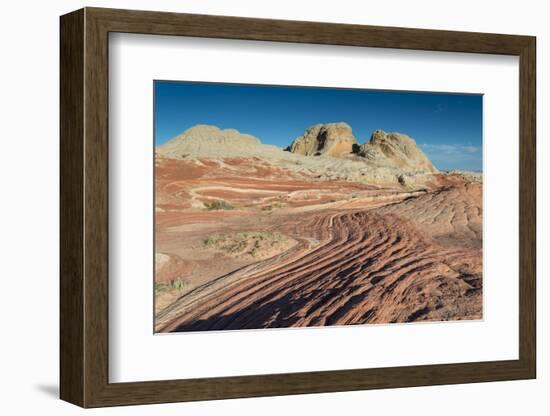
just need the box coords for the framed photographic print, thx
[60,7,536,408]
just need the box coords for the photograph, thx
[51,5,537,410]
[153,81,483,333]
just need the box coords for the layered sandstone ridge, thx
[154,125,483,329]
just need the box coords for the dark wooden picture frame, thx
[60,7,536,408]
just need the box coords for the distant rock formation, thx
[155,123,440,187]
[287,122,359,157]
[287,124,437,175]
[359,129,438,174]
[157,125,274,158]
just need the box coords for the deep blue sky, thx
[154,81,483,171]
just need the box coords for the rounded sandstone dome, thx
[156,124,267,158]
[287,122,358,157]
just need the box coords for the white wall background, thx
[0,0,546,414]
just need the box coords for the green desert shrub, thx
[155,278,187,294]
[261,202,286,211]
[203,200,235,211]
[204,231,289,258]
